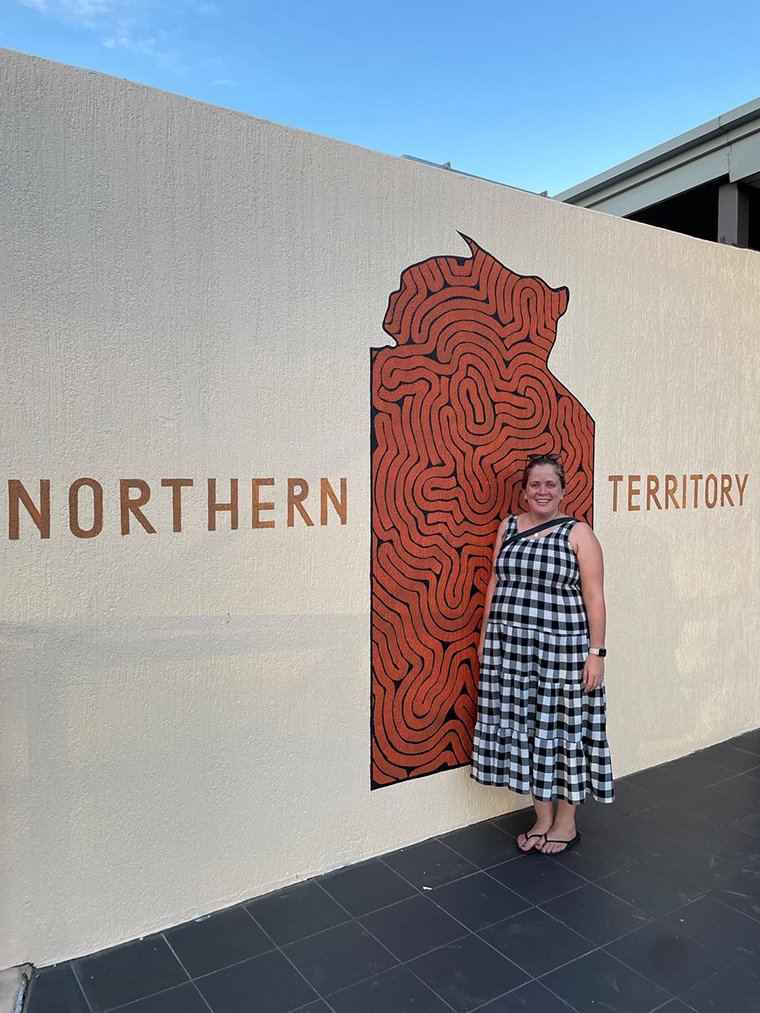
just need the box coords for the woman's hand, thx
[583,653,605,693]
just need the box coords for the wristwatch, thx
[588,647,607,657]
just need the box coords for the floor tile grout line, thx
[598,937,733,1004]
[98,979,200,1013]
[393,966,461,1013]
[574,863,701,917]
[710,891,760,925]
[188,980,215,1013]
[344,868,544,1000]
[246,867,533,978]
[313,867,421,922]
[540,945,684,1008]
[528,899,609,950]
[528,980,579,1012]
[481,865,591,910]
[399,938,529,1013]
[237,899,339,1010]
[243,882,421,1008]
[706,890,760,926]
[246,916,330,1011]
[371,924,473,966]
[433,834,507,868]
[324,960,462,1013]
[381,883,553,999]
[244,886,355,946]
[66,962,96,1013]
[159,934,215,1013]
[166,943,278,985]
[376,850,481,894]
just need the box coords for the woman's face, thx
[523,464,564,516]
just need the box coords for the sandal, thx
[542,831,581,855]
[516,832,547,853]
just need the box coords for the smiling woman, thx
[472,453,614,856]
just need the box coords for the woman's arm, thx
[478,517,509,662]
[571,522,606,692]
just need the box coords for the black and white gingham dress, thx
[471,515,614,804]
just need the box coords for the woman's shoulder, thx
[568,519,602,548]
[494,514,518,540]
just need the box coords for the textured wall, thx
[1,48,759,967]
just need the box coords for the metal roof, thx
[553,97,760,217]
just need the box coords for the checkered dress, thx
[471,515,614,804]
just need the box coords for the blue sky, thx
[3,0,760,194]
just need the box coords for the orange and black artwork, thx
[370,235,594,788]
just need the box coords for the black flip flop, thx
[516,832,546,854]
[542,831,581,855]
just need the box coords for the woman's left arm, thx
[571,523,606,693]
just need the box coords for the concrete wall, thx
[1,48,759,967]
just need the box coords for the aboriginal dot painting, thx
[370,235,595,788]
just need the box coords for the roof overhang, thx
[553,97,760,217]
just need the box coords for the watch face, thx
[597,648,607,657]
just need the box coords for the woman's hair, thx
[522,453,566,490]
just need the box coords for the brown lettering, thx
[664,474,679,510]
[120,479,156,535]
[207,479,239,531]
[704,473,718,509]
[720,474,734,507]
[736,473,749,506]
[69,478,103,538]
[320,477,347,525]
[252,478,275,529]
[161,478,194,533]
[608,475,623,512]
[8,479,51,539]
[627,474,641,512]
[690,474,703,508]
[646,475,662,510]
[288,478,314,527]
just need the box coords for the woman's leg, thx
[541,799,577,854]
[517,796,555,851]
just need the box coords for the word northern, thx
[7,477,347,539]
[608,473,749,512]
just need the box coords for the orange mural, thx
[370,235,594,788]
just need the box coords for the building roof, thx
[553,97,760,217]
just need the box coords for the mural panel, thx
[370,235,594,787]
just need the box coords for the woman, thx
[471,454,614,854]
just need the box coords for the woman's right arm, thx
[478,517,508,662]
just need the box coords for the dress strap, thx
[504,515,574,547]
[500,514,518,546]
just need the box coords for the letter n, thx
[8,480,51,539]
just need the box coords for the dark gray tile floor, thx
[27,729,760,1013]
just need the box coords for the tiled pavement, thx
[27,729,760,1013]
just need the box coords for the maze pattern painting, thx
[370,236,594,788]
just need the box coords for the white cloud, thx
[22,0,122,28]
[19,0,207,73]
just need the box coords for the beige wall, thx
[1,48,759,967]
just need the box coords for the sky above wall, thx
[3,0,760,195]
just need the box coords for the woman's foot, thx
[541,817,578,855]
[517,820,553,852]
